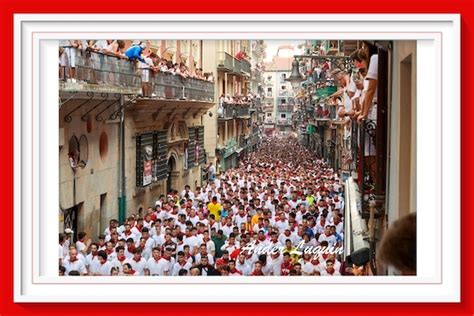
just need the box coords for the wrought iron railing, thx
[59,47,141,94]
[234,105,250,117]
[147,71,214,102]
[240,59,251,74]
[218,103,235,119]
[277,105,294,113]
[217,52,234,71]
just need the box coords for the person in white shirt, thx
[201,231,216,256]
[172,251,193,276]
[183,228,200,255]
[75,231,91,257]
[320,259,341,276]
[318,226,337,247]
[111,246,128,273]
[85,243,100,275]
[181,185,195,200]
[155,248,175,276]
[275,212,290,232]
[235,253,251,276]
[95,250,113,276]
[220,234,239,254]
[63,248,87,275]
[268,252,283,276]
[121,223,137,243]
[125,248,147,275]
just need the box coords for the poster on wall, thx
[143,145,153,186]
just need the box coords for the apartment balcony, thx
[147,71,215,102]
[314,104,338,121]
[218,102,251,120]
[277,105,294,113]
[234,105,251,118]
[276,118,292,126]
[217,52,234,72]
[240,59,251,75]
[59,48,141,95]
[262,104,274,113]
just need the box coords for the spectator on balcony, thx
[138,52,157,97]
[125,41,147,63]
[356,41,378,124]
[59,40,82,83]
[235,51,247,61]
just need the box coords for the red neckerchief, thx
[133,256,142,263]
[326,268,335,275]
[322,254,329,260]
[124,231,132,236]
[91,251,98,258]
[69,257,78,263]
[127,245,135,253]
[230,268,242,275]
[125,269,136,275]
[251,270,264,276]
[257,236,266,242]
[118,255,126,262]
[106,249,114,255]
[136,225,143,233]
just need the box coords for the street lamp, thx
[285,58,304,89]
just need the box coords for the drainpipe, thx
[118,95,126,223]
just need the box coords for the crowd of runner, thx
[59,137,346,276]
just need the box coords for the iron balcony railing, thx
[240,59,251,74]
[217,52,234,71]
[277,105,294,113]
[147,70,214,102]
[276,118,292,126]
[234,105,250,117]
[59,47,141,94]
[218,102,251,119]
[218,103,235,119]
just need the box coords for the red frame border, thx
[0,1,471,315]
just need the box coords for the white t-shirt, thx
[98,261,113,276]
[125,257,147,275]
[63,259,87,275]
[172,261,193,276]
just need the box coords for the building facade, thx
[59,40,215,239]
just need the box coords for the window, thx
[267,75,272,81]
[267,87,272,93]
[281,85,287,90]
[266,113,272,117]
[280,113,287,119]
[280,99,286,105]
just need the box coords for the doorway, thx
[167,155,176,194]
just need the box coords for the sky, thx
[263,40,305,62]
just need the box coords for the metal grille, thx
[136,131,168,187]
[187,128,196,168]
[198,126,205,165]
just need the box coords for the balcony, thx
[217,52,234,72]
[59,48,141,95]
[315,104,338,121]
[147,71,214,102]
[276,118,292,126]
[277,105,294,113]
[218,102,251,120]
[234,105,250,118]
[240,59,251,75]
[218,103,235,120]
[217,52,250,75]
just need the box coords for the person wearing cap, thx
[124,41,147,63]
